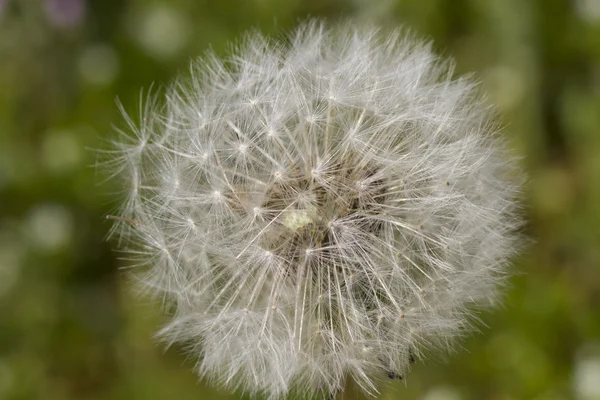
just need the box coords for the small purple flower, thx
[44,0,85,28]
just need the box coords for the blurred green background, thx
[1,0,600,399]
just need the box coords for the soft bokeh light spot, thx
[41,129,83,173]
[421,386,463,400]
[25,204,73,252]
[78,44,120,86]
[575,0,600,23]
[574,344,600,400]
[132,5,190,60]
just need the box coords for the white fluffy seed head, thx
[106,21,524,399]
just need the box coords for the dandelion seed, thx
[105,20,524,399]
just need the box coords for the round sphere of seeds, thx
[108,21,523,399]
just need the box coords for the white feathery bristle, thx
[105,20,524,399]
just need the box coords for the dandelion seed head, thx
[106,20,524,399]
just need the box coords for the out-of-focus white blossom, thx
[105,21,524,399]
